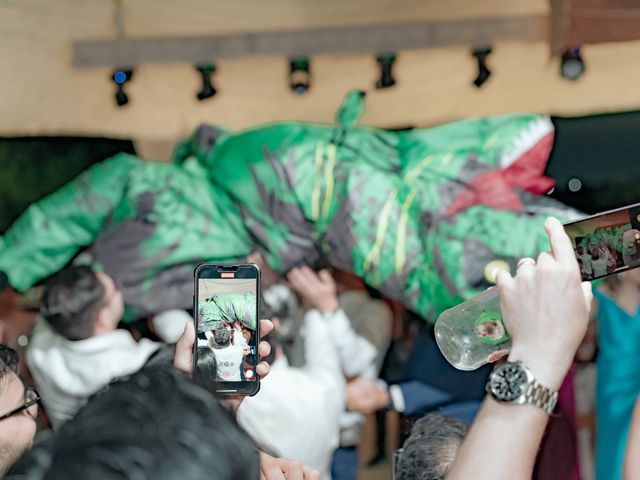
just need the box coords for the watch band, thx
[525,378,558,414]
[487,361,558,414]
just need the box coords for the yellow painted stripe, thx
[364,189,398,272]
[483,133,498,151]
[438,152,454,171]
[395,186,418,275]
[321,143,337,219]
[311,142,324,220]
[404,154,434,184]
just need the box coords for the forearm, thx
[624,397,640,479]
[447,396,549,479]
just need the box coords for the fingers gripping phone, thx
[564,202,640,281]
[194,264,261,396]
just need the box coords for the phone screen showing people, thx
[194,264,260,396]
[564,203,640,281]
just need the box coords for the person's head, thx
[577,245,584,255]
[394,413,467,480]
[0,345,39,477]
[212,327,231,348]
[590,246,600,259]
[11,367,259,479]
[40,266,124,340]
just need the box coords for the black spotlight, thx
[112,68,133,107]
[196,64,217,101]
[472,47,492,88]
[561,47,585,81]
[376,53,397,89]
[289,57,310,94]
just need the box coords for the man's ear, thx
[93,307,112,334]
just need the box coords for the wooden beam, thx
[73,15,547,68]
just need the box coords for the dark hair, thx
[194,346,217,392]
[9,367,259,479]
[0,345,19,394]
[395,413,468,480]
[40,266,106,340]
[0,345,19,376]
[213,327,231,347]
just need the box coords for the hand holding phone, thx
[193,264,263,396]
[564,202,640,281]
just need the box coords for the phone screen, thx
[564,203,640,281]
[194,264,260,396]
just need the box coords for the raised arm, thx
[448,217,592,479]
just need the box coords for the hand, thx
[287,266,339,313]
[346,377,389,415]
[173,318,274,412]
[496,217,593,391]
[259,452,320,480]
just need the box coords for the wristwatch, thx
[486,361,558,414]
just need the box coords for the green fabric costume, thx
[198,293,257,332]
[0,91,578,321]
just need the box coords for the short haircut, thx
[0,345,19,376]
[9,367,260,479]
[0,345,19,394]
[395,413,468,480]
[40,266,106,340]
[213,327,231,347]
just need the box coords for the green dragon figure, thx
[0,91,579,321]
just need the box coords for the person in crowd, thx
[576,245,593,280]
[209,324,245,381]
[347,310,492,427]
[589,267,640,479]
[589,244,615,278]
[26,265,166,428]
[237,267,368,480]
[8,367,260,479]
[173,316,320,480]
[8,366,319,480]
[446,217,592,479]
[0,345,40,477]
[393,413,468,480]
[328,271,393,480]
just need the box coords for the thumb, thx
[173,320,195,374]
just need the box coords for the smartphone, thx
[193,263,261,396]
[564,202,640,281]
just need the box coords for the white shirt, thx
[577,253,593,276]
[591,251,612,277]
[27,318,161,429]
[237,311,345,480]
[212,329,244,381]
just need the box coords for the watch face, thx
[490,362,527,402]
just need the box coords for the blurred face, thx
[0,372,37,475]
[96,272,125,328]
[577,246,584,255]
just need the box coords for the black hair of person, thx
[8,367,260,480]
[395,413,468,480]
[40,266,106,340]
[213,327,231,347]
[194,346,217,393]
